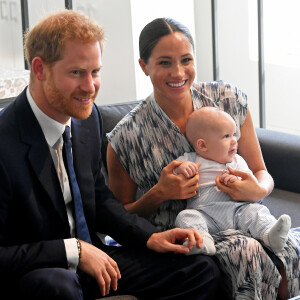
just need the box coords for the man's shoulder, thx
[0,90,27,138]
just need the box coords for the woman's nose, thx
[171,64,184,78]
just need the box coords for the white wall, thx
[263,0,300,135]
[0,0,299,135]
[0,0,230,104]
[193,0,214,82]
[0,0,24,69]
[27,0,65,27]
[72,0,137,105]
[217,0,260,126]
[130,0,196,101]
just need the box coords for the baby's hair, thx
[186,106,231,147]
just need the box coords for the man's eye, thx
[182,57,192,64]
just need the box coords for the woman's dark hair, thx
[139,18,194,64]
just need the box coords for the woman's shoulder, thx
[192,80,247,107]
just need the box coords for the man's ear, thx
[196,139,207,152]
[138,58,149,76]
[31,57,47,81]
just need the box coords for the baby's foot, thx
[184,232,216,255]
[265,214,291,251]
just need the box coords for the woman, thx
[107,18,300,299]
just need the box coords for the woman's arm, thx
[216,108,274,201]
[107,143,199,218]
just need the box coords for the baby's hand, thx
[173,161,200,178]
[219,170,239,185]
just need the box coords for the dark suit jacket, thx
[0,87,158,282]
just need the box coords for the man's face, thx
[42,39,102,124]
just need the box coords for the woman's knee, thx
[18,268,83,300]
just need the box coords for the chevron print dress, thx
[108,81,300,299]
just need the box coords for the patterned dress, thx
[108,81,300,299]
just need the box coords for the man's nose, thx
[80,74,96,93]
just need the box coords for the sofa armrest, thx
[256,128,300,193]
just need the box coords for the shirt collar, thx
[26,88,71,148]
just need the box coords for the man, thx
[0,10,220,299]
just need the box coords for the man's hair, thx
[24,10,105,69]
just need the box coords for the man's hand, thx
[78,240,121,297]
[147,228,203,254]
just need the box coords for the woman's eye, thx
[159,61,170,66]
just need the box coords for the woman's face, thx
[140,32,195,105]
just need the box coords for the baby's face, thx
[204,116,237,164]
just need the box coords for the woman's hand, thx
[216,166,267,202]
[173,161,201,178]
[154,160,199,201]
[219,169,239,185]
[107,144,199,217]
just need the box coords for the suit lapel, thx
[15,92,68,223]
[71,118,89,175]
[71,118,95,224]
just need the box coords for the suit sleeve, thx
[0,160,68,281]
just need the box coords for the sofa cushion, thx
[264,188,300,227]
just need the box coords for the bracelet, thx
[76,238,81,260]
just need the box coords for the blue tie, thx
[63,126,92,243]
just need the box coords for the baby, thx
[174,106,291,255]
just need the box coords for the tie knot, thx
[63,126,71,142]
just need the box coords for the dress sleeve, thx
[215,81,248,140]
